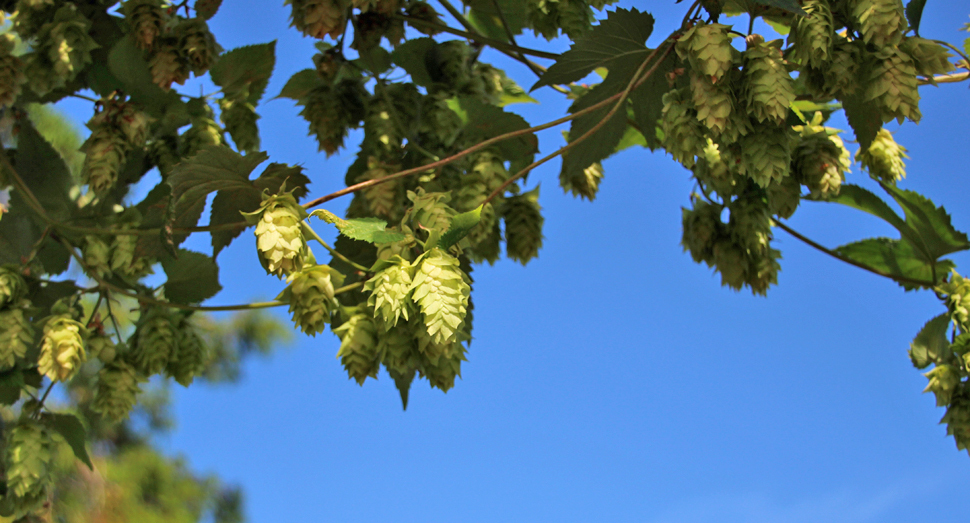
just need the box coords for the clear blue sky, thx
[59,1,970,521]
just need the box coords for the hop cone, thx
[122,0,167,50]
[561,160,604,201]
[356,159,402,220]
[742,36,794,126]
[181,109,224,158]
[365,256,414,329]
[0,308,34,370]
[405,188,455,233]
[167,318,208,386]
[766,174,801,220]
[5,421,53,511]
[689,72,735,136]
[111,228,154,280]
[246,191,308,278]
[942,387,970,453]
[280,264,342,336]
[676,22,735,81]
[857,128,907,183]
[80,126,128,194]
[380,320,420,378]
[729,192,772,254]
[300,85,352,155]
[220,98,260,153]
[806,37,862,98]
[682,200,724,265]
[940,272,970,329]
[693,138,736,196]
[38,315,86,382]
[409,248,470,345]
[739,124,794,188]
[850,0,906,48]
[503,186,544,265]
[0,267,27,308]
[176,17,219,75]
[660,88,705,168]
[0,35,25,109]
[419,94,463,145]
[866,47,921,124]
[133,307,179,376]
[420,340,466,392]
[901,37,954,80]
[93,361,142,422]
[791,113,850,198]
[86,333,116,364]
[744,246,782,296]
[465,203,502,265]
[82,235,112,278]
[149,38,190,90]
[924,364,961,407]
[712,239,747,290]
[40,4,98,82]
[333,307,380,385]
[287,0,346,39]
[790,0,833,68]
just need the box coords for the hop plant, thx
[181,105,224,158]
[356,159,402,220]
[940,272,970,329]
[122,0,167,50]
[333,307,380,385]
[133,307,179,376]
[280,264,343,335]
[5,421,53,513]
[0,266,27,308]
[80,126,128,194]
[766,174,801,220]
[560,161,603,201]
[82,235,112,278]
[924,364,962,406]
[729,192,772,254]
[420,340,466,392]
[220,98,261,153]
[738,124,794,188]
[410,248,470,344]
[286,0,347,39]
[0,34,26,109]
[807,37,863,98]
[149,38,191,90]
[167,318,208,386]
[300,81,367,155]
[35,4,98,86]
[38,315,86,382]
[866,47,921,124]
[857,128,908,183]
[660,88,705,168]
[93,361,142,422]
[365,256,415,329]
[942,386,970,453]
[790,0,833,69]
[676,22,735,81]
[111,226,155,280]
[86,333,116,364]
[901,37,955,80]
[689,72,735,136]
[379,320,420,379]
[693,138,737,196]
[0,308,34,370]
[742,36,795,127]
[176,17,220,75]
[850,0,906,48]
[245,190,308,278]
[682,199,724,265]
[791,113,851,198]
[404,188,455,233]
[503,187,544,264]
[419,93,462,145]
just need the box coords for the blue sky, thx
[55,0,970,521]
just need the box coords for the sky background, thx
[54,0,970,521]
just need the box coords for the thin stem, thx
[774,219,935,289]
[104,291,126,344]
[335,282,364,295]
[68,93,99,103]
[301,222,371,273]
[918,70,970,85]
[35,381,55,415]
[394,14,560,60]
[85,293,105,328]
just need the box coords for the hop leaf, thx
[38,315,87,382]
[0,308,34,370]
[245,190,309,278]
[280,264,343,335]
[133,307,179,376]
[410,248,470,345]
[93,361,143,422]
[365,256,414,329]
[857,128,908,183]
[333,307,380,385]
[503,187,544,264]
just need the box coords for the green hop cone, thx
[420,339,466,392]
[791,113,851,198]
[39,4,98,84]
[300,82,366,155]
[333,307,380,385]
[503,186,544,265]
[404,188,455,234]
[409,248,470,345]
[560,161,604,201]
[790,0,833,69]
[744,246,782,296]
[0,35,26,109]
[149,38,190,90]
[365,256,414,329]
[133,307,179,376]
[856,128,908,183]
[766,174,801,220]
[729,192,772,254]
[900,37,954,81]
[464,203,502,265]
[942,386,970,453]
[110,227,154,280]
[5,421,53,511]
[245,190,308,278]
[356,159,402,221]
[80,126,129,195]
[676,22,735,82]
[742,36,795,127]
[924,364,962,407]
[38,315,86,382]
[86,333,116,364]
[711,239,747,290]
[93,361,142,422]
[660,87,705,168]
[122,0,167,50]
[689,72,735,136]
[286,0,347,39]
[0,308,34,370]
[0,266,27,308]
[220,98,261,153]
[418,93,462,145]
[82,235,112,278]
[940,272,970,329]
[280,264,343,336]
[176,17,220,75]
[738,124,794,188]
[806,37,863,98]
[380,320,420,378]
[866,47,921,124]
[181,108,224,158]
[693,138,737,196]
[850,0,906,48]
[681,199,724,265]
[167,318,208,386]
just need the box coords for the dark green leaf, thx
[459,97,537,172]
[275,69,322,101]
[310,210,406,244]
[909,313,950,368]
[561,76,629,181]
[835,237,950,290]
[905,0,927,35]
[356,46,392,75]
[43,412,93,470]
[842,91,882,151]
[107,37,181,118]
[466,0,526,39]
[750,0,807,15]
[195,0,222,20]
[13,119,74,221]
[438,205,483,249]
[630,50,677,150]
[210,42,277,104]
[0,212,44,267]
[161,249,222,304]
[390,38,437,87]
[825,184,908,233]
[0,368,25,405]
[880,182,970,261]
[532,8,654,90]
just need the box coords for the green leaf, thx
[561,80,629,181]
[161,249,222,304]
[615,124,647,152]
[390,38,437,87]
[195,0,222,20]
[835,237,951,290]
[169,146,268,233]
[438,205,483,249]
[43,412,93,470]
[459,97,537,172]
[310,210,406,244]
[210,42,277,104]
[13,118,75,221]
[0,368,25,405]
[532,8,655,90]
[466,0,527,39]
[750,0,807,15]
[0,212,41,267]
[842,91,882,151]
[824,184,909,234]
[909,313,951,369]
[107,37,181,118]
[630,50,677,150]
[879,182,970,261]
[356,46,392,75]
[905,0,927,35]
[275,69,322,101]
